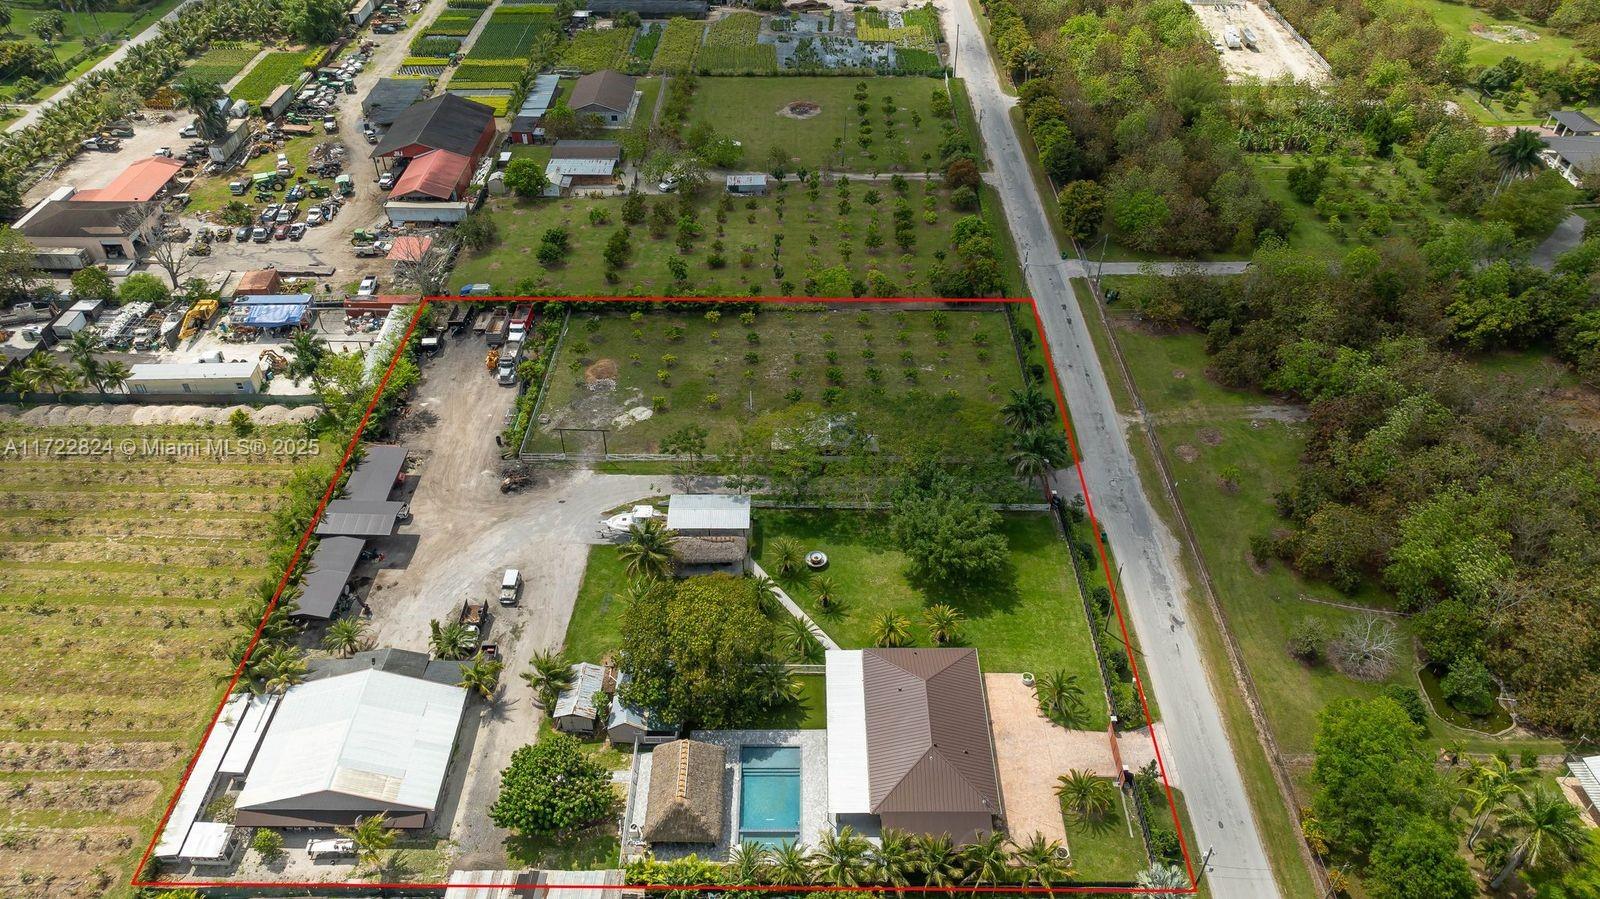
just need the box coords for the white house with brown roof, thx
[568,70,639,127]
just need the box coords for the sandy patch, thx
[1174,444,1200,463]
[586,358,619,382]
[779,100,821,120]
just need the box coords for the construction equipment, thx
[485,348,500,371]
[179,298,218,341]
[500,471,531,493]
[259,349,288,372]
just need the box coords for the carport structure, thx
[315,499,405,537]
[295,536,365,620]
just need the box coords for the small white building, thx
[725,173,768,196]
[126,361,264,396]
[665,493,751,538]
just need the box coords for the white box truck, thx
[499,568,521,606]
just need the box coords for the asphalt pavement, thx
[938,0,1280,894]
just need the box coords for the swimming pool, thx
[738,746,801,847]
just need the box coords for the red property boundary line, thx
[131,295,1198,895]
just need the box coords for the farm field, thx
[229,50,310,105]
[466,6,558,61]
[179,42,262,85]
[452,179,1002,298]
[0,421,326,899]
[560,26,637,72]
[687,76,964,172]
[754,511,1109,730]
[649,16,704,74]
[527,302,1024,454]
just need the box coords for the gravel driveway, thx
[361,337,670,868]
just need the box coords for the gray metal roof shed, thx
[315,499,405,537]
[665,494,750,532]
[344,444,407,501]
[295,536,365,619]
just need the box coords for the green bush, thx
[1441,657,1498,717]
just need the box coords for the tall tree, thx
[173,75,226,140]
[1489,786,1587,889]
[618,517,677,582]
[489,732,614,835]
[1490,129,1547,190]
[335,813,397,871]
[1309,697,1438,857]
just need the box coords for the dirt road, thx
[362,337,667,867]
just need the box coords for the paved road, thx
[6,0,199,134]
[1532,212,1586,270]
[939,1,1279,894]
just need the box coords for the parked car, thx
[234,226,251,242]
[153,147,173,158]
[273,224,290,240]
[306,207,324,226]
[289,223,308,240]
[259,204,280,223]
[357,276,378,296]
[180,125,198,139]
[323,116,337,133]
[658,174,678,193]
[377,171,395,190]
[251,226,270,243]
[275,204,296,224]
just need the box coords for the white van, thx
[499,569,521,606]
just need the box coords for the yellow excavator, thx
[178,298,218,341]
[485,348,500,371]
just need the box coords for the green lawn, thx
[754,510,1109,730]
[747,673,827,729]
[2,0,186,98]
[187,135,320,214]
[452,179,985,297]
[1400,0,1584,66]
[686,76,969,173]
[1251,153,1455,261]
[527,303,1022,454]
[564,544,630,664]
[507,823,621,870]
[1062,782,1147,883]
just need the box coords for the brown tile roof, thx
[863,648,1000,818]
[643,739,725,843]
[568,70,635,114]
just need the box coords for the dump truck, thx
[483,309,509,346]
[496,340,522,385]
[460,599,489,640]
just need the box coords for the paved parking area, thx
[984,673,1169,843]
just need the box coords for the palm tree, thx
[1001,385,1054,431]
[96,360,130,395]
[6,353,77,400]
[1489,786,1588,890]
[618,517,677,582]
[727,842,771,885]
[779,614,824,663]
[1010,833,1070,887]
[767,842,813,886]
[321,618,368,658]
[253,646,307,694]
[65,330,106,391]
[751,574,781,616]
[753,664,800,707]
[428,619,478,660]
[870,828,917,892]
[1490,128,1548,190]
[521,648,574,708]
[284,330,329,386]
[173,75,226,140]
[1462,756,1523,848]
[1136,864,1190,895]
[914,834,967,889]
[810,574,838,612]
[1034,670,1088,726]
[336,813,398,871]
[872,609,913,647]
[1055,769,1116,823]
[458,653,504,699]
[923,604,963,646]
[768,536,805,577]
[1009,428,1070,497]
[963,830,1012,885]
[815,825,872,886]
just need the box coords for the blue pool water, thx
[738,746,801,847]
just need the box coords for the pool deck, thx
[626,729,829,860]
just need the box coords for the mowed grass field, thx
[528,304,1024,453]
[0,423,319,899]
[754,511,1110,731]
[686,76,969,172]
[2,0,186,97]
[1400,0,1583,65]
[453,180,993,298]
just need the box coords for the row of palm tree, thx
[1457,757,1588,889]
[712,827,1076,889]
[3,331,131,400]
[0,0,278,187]
[1002,385,1069,496]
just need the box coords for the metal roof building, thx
[826,648,1002,842]
[315,499,406,537]
[665,494,751,535]
[551,662,608,733]
[295,536,365,620]
[344,444,408,501]
[235,668,467,828]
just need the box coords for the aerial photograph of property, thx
[5,0,1600,895]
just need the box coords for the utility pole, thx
[1193,846,1215,889]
